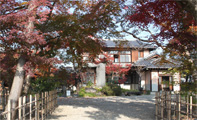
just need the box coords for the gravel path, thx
[47,95,155,120]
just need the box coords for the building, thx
[82,40,180,92]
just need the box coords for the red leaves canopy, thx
[128,0,196,75]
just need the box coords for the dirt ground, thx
[47,95,155,120]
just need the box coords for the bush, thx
[86,81,93,88]
[101,84,114,96]
[30,76,59,94]
[78,87,102,97]
[101,84,122,96]
[78,87,86,97]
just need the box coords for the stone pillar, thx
[96,63,106,87]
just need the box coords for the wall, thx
[151,70,159,91]
[96,63,106,87]
[141,72,146,90]
[145,71,151,91]
[120,84,130,90]
[81,68,96,84]
[144,50,150,57]
[130,84,138,90]
[132,50,138,62]
[173,73,180,91]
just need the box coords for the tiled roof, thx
[133,52,177,69]
[104,40,156,49]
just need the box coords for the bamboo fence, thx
[0,90,57,120]
[155,91,197,120]
[0,88,9,111]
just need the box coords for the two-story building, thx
[81,40,180,92]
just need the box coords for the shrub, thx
[111,84,122,96]
[101,84,122,96]
[101,84,114,96]
[86,81,93,88]
[78,87,86,97]
[78,87,102,97]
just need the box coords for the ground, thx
[47,94,155,120]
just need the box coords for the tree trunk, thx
[6,56,26,119]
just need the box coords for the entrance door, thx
[159,76,173,91]
[162,76,170,91]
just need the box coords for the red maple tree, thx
[94,53,131,84]
[122,0,196,80]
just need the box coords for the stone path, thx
[47,95,155,120]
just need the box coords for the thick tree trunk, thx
[6,56,26,119]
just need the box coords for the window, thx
[108,50,131,63]
[108,51,118,54]
[114,54,119,62]
[120,55,131,62]
[120,51,131,54]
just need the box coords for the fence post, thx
[161,91,164,120]
[35,94,39,120]
[190,96,192,120]
[53,90,55,111]
[30,95,32,120]
[45,92,48,119]
[55,90,57,107]
[155,92,158,120]
[41,92,44,120]
[49,91,52,113]
[35,94,37,120]
[158,92,160,119]
[23,96,26,120]
[167,92,171,120]
[18,97,22,120]
[51,91,53,111]
[176,94,180,120]
[187,95,189,120]
[51,91,53,113]
[7,99,11,120]
[2,86,5,111]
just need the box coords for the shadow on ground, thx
[47,95,155,120]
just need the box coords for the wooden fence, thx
[0,88,10,111]
[155,91,197,120]
[0,90,57,120]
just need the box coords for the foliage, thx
[78,87,102,97]
[94,53,131,84]
[145,90,151,95]
[52,0,124,70]
[30,76,59,93]
[54,67,76,88]
[101,84,122,96]
[101,84,114,96]
[86,81,93,88]
[0,0,125,93]
[180,82,197,105]
[180,82,197,95]
[122,0,196,82]
[121,88,139,93]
